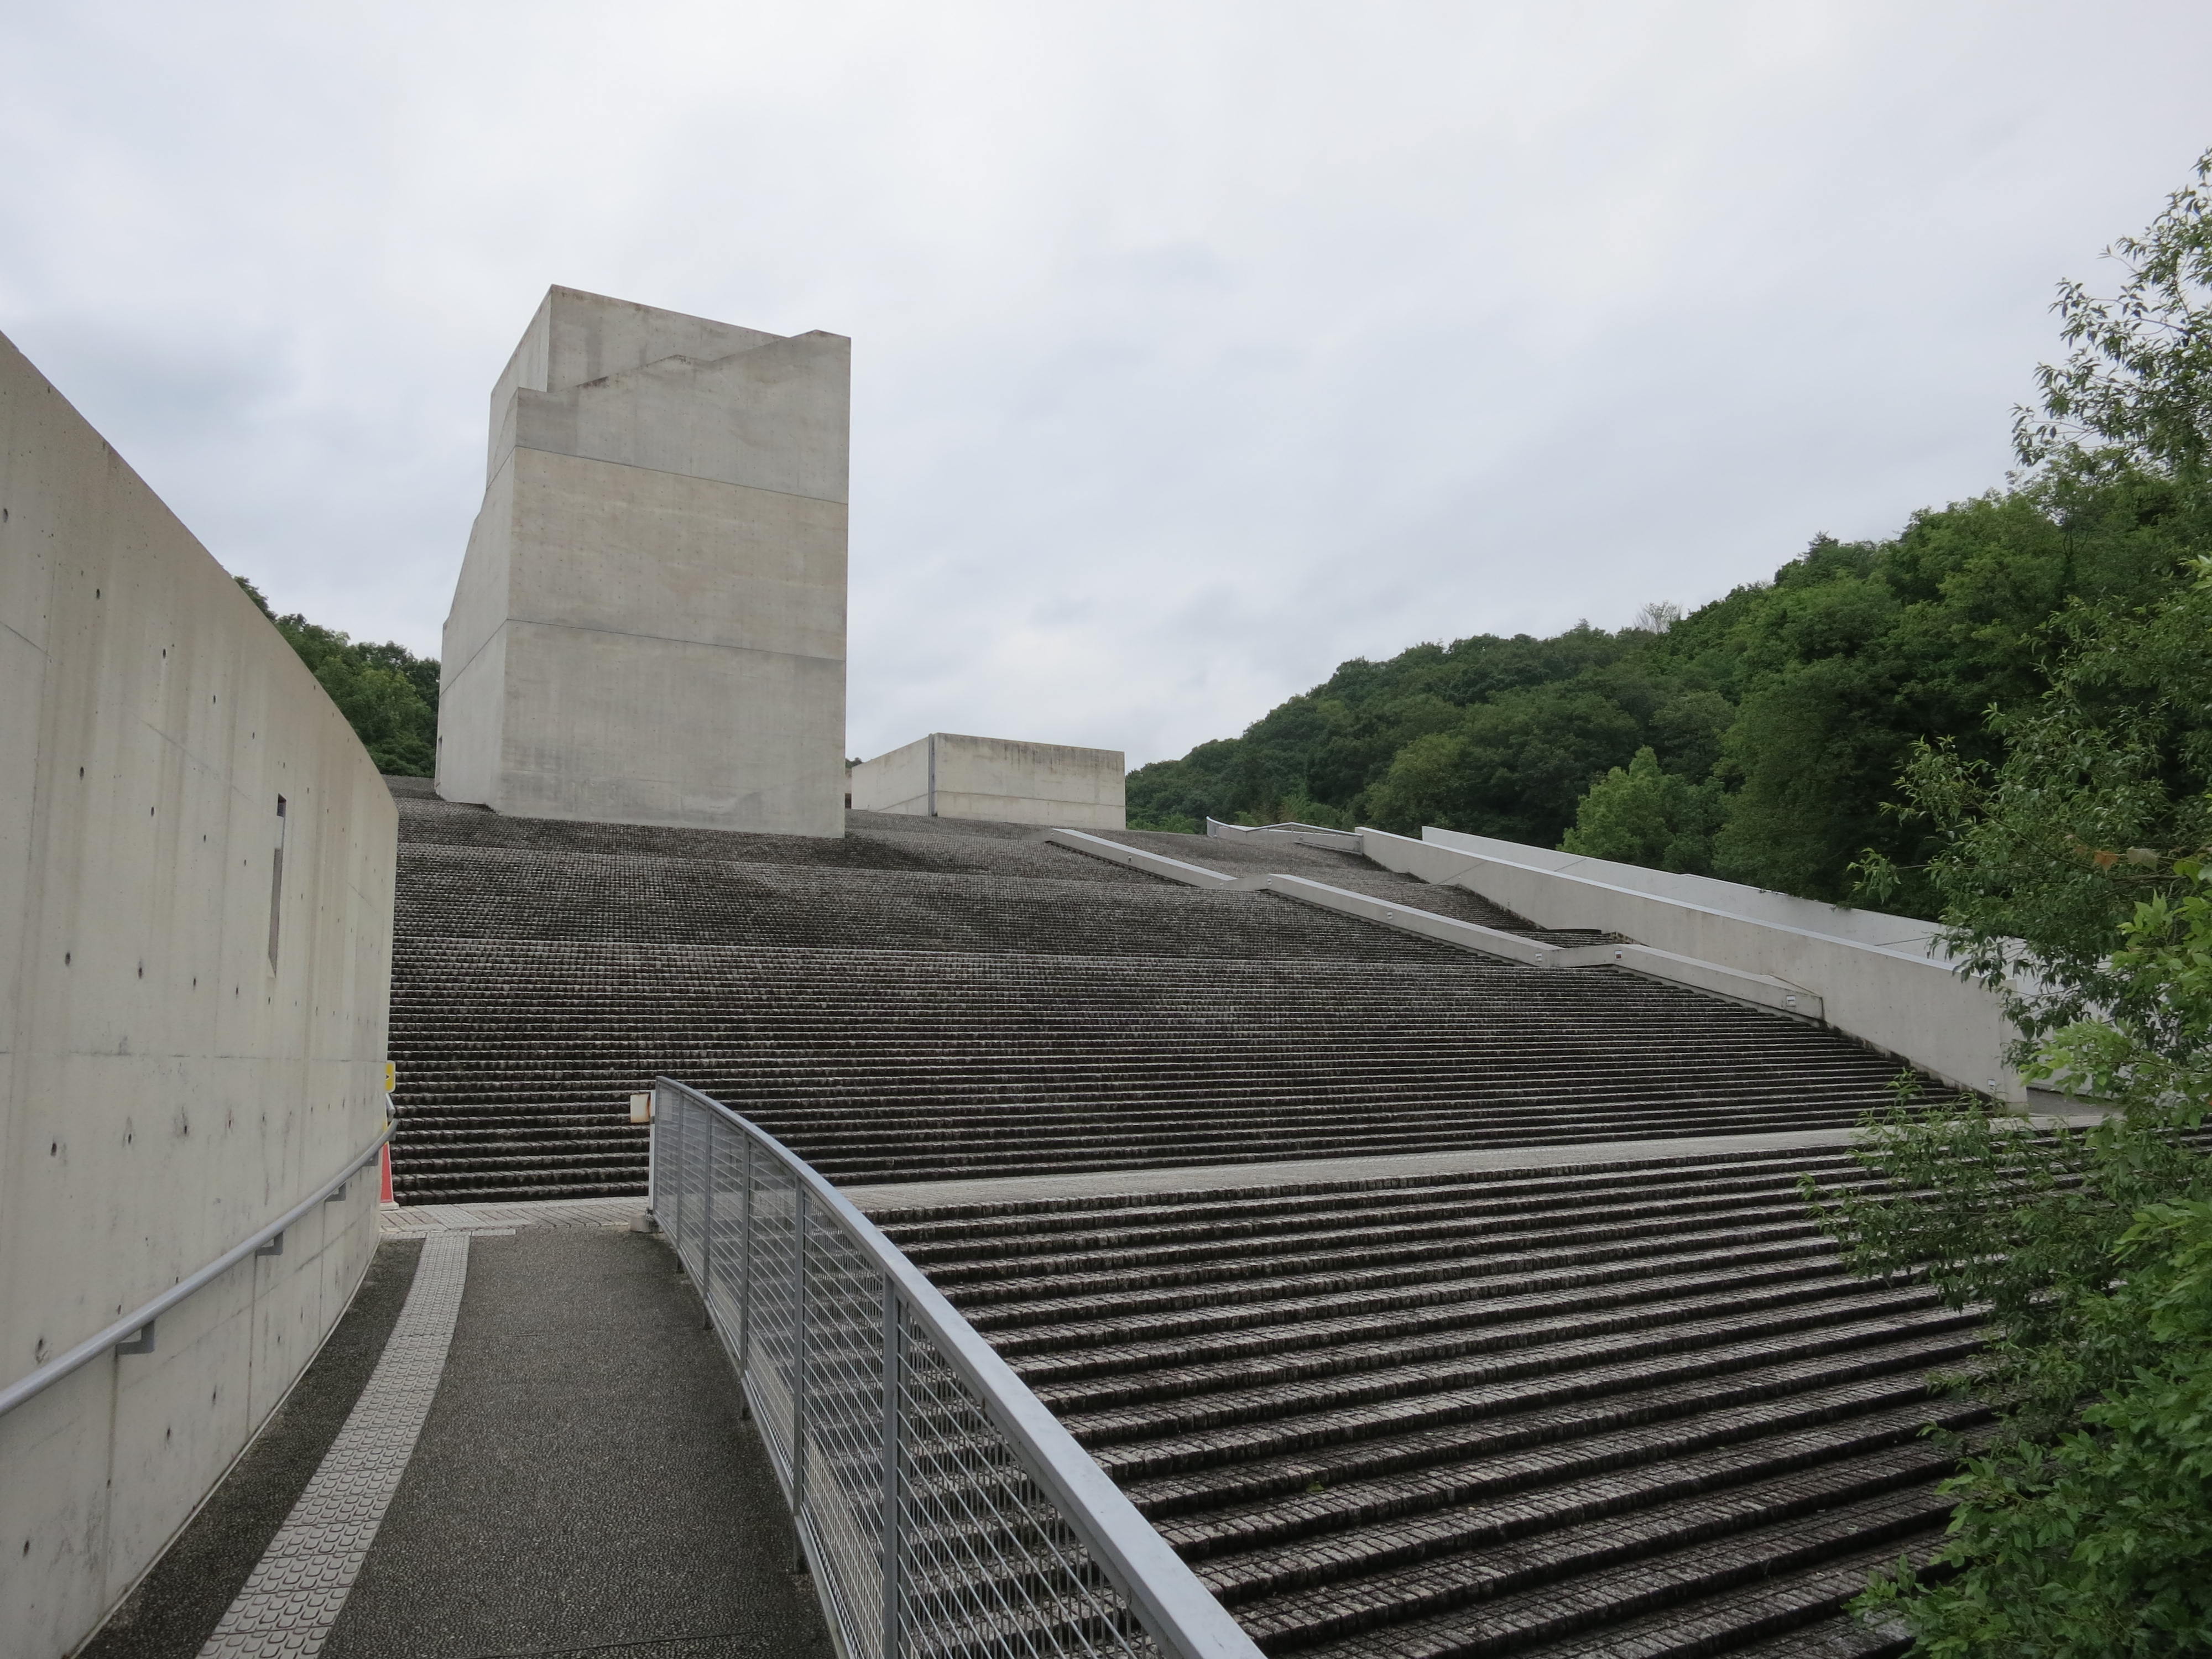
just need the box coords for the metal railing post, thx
[679,1082,695,1258]
[666,1080,685,1249]
[880,1278,905,1659]
[790,1182,811,1573]
[737,1129,754,1386]
[699,1111,717,1328]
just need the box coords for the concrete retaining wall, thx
[0,328,397,1658]
[1412,828,1950,954]
[1042,832,1819,1018]
[1206,819,1363,853]
[853,733,1125,828]
[1363,826,2018,1097]
[440,286,849,838]
[849,733,933,817]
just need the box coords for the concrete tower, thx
[437,287,848,836]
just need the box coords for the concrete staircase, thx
[384,787,1933,1204]
[875,1147,1961,1657]
[383,779,1959,1655]
[391,938,1926,1199]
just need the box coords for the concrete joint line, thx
[506,614,841,663]
[196,1232,470,1659]
[510,440,846,507]
[437,618,507,696]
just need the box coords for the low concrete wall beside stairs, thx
[1361,825,2021,1100]
[1043,830,1823,1021]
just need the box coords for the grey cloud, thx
[2,0,2206,765]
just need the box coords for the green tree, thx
[238,578,440,776]
[1365,681,1643,844]
[1125,627,1641,832]
[1820,844,2212,1652]
[2017,151,2212,483]
[1561,746,1724,873]
[1814,150,2212,1653]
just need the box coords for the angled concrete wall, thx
[439,286,848,837]
[850,733,933,816]
[1412,828,1951,956]
[1360,825,2020,1099]
[0,328,395,1659]
[850,733,1126,828]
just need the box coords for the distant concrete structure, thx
[851,733,1126,828]
[437,286,849,837]
[1,328,395,1657]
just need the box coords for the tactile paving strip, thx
[196,1232,469,1659]
[377,1196,640,1236]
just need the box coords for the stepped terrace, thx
[369,776,1970,1657]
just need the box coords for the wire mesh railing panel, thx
[649,1080,1251,1659]
[893,1308,1164,1659]
[745,1157,804,1479]
[799,1217,891,1659]
[703,1121,746,1339]
[669,1100,703,1282]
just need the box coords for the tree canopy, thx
[239,578,440,776]
[1801,150,2212,1653]
[1126,473,2203,911]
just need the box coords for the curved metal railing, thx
[650,1078,1262,1659]
[0,1121,392,1419]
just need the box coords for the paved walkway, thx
[841,1125,1870,1211]
[86,1205,830,1659]
[840,1108,2118,1213]
[376,1196,645,1237]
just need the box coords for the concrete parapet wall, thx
[1363,826,2018,1097]
[849,733,933,817]
[853,733,1126,829]
[1410,827,1949,954]
[1206,818,1363,853]
[0,329,395,1658]
[440,287,848,837]
[1042,833,1820,1019]
[1042,828,1240,886]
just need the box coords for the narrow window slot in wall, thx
[268,796,286,971]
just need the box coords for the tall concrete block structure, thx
[849,732,1127,828]
[438,287,849,836]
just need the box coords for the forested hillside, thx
[1129,174,2212,918]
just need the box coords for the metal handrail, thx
[0,1121,393,1419]
[654,1078,1262,1659]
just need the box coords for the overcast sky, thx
[3,2,2208,766]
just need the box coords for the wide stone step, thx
[855,1146,1976,1655]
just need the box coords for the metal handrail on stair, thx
[650,1078,1262,1659]
[0,1122,392,1420]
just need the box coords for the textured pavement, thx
[377,1196,644,1237]
[320,1226,830,1659]
[86,1215,826,1659]
[82,1243,425,1659]
[196,1233,471,1659]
